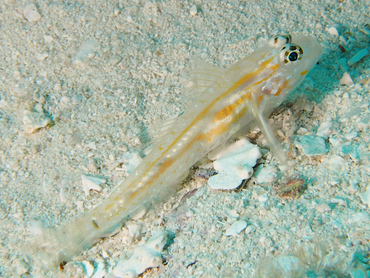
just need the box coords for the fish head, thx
[259,34,323,101]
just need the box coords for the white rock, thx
[189,5,198,16]
[144,0,155,9]
[314,203,331,213]
[316,121,332,139]
[91,259,106,278]
[294,135,328,156]
[348,212,370,224]
[348,48,369,66]
[329,136,340,147]
[255,165,277,184]
[245,225,255,235]
[44,35,53,43]
[225,220,247,236]
[258,194,269,202]
[208,139,261,190]
[339,72,353,85]
[348,268,367,278]
[81,174,105,195]
[112,231,167,278]
[331,198,346,206]
[23,3,41,22]
[359,185,370,207]
[126,222,142,238]
[80,261,94,277]
[344,131,358,140]
[327,26,339,36]
[22,104,52,134]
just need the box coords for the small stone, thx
[225,220,247,236]
[23,105,53,134]
[44,35,53,43]
[344,131,358,140]
[348,212,370,224]
[316,121,332,139]
[314,203,331,213]
[255,166,277,184]
[23,3,41,22]
[359,185,370,207]
[245,225,255,235]
[81,174,105,195]
[258,194,269,202]
[126,222,142,238]
[108,55,122,66]
[348,268,367,278]
[80,261,94,277]
[113,231,168,277]
[348,48,369,66]
[327,26,339,36]
[189,5,198,16]
[208,139,261,190]
[340,72,353,85]
[294,135,328,156]
[113,7,121,16]
[331,198,346,206]
[144,0,155,9]
[340,143,360,160]
[15,258,29,275]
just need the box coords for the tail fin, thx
[22,212,112,274]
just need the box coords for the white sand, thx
[1,0,370,277]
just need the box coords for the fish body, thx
[27,34,322,271]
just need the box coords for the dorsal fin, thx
[139,58,228,156]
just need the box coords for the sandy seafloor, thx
[1,0,370,277]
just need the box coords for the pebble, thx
[255,165,277,184]
[144,0,155,10]
[348,268,367,278]
[314,203,331,213]
[340,143,360,160]
[340,72,353,86]
[348,48,369,66]
[344,131,358,140]
[91,259,106,278]
[258,194,269,202]
[225,220,247,236]
[348,212,370,224]
[126,222,142,238]
[245,225,255,235]
[327,26,339,36]
[294,135,328,156]
[359,185,370,207]
[80,261,94,277]
[81,174,105,195]
[22,104,53,134]
[331,198,347,206]
[23,3,41,22]
[207,139,261,190]
[190,5,198,16]
[316,121,332,139]
[112,231,168,277]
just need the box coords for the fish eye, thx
[271,34,292,47]
[280,43,303,64]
